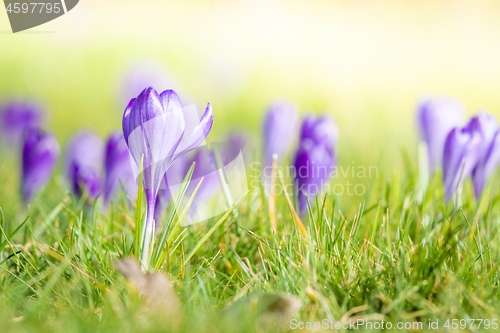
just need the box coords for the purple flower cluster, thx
[0,99,139,206]
[418,97,500,201]
[0,99,58,203]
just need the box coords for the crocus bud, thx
[293,114,338,213]
[64,131,104,200]
[442,126,482,202]
[468,112,500,197]
[417,97,465,174]
[123,87,212,217]
[0,100,45,146]
[21,128,59,203]
[262,101,299,191]
[104,132,138,206]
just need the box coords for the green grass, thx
[1,154,500,332]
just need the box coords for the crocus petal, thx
[64,131,104,199]
[122,98,135,145]
[472,131,500,197]
[417,97,465,173]
[21,128,60,202]
[159,89,183,113]
[466,111,498,157]
[130,88,165,129]
[442,127,482,202]
[175,102,213,157]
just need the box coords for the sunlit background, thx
[2,0,500,183]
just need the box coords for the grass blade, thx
[0,216,29,253]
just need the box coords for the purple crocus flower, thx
[0,100,45,146]
[64,131,104,200]
[21,128,60,203]
[293,114,339,213]
[122,87,213,264]
[103,132,138,206]
[417,97,465,174]
[442,126,482,202]
[468,112,500,197]
[262,102,299,191]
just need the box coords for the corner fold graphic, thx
[63,0,78,12]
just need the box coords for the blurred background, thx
[2,0,500,178]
